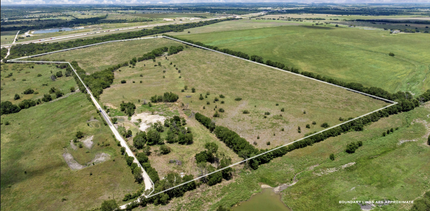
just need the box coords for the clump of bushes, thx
[150,92,179,103]
[345,141,363,154]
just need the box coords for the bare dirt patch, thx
[314,162,356,176]
[70,140,78,150]
[82,135,94,149]
[63,151,85,170]
[87,153,111,165]
[131,112,166,131]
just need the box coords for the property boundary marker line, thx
[163,36,396,104]
[6,35,398,209]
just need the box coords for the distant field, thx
[1,31,17,45]
[93,44,386,148]
[173,20,430,95]
[35,38,177,74]
[0,63,76,102]
[151,102,430,211]
[0,93,141,211]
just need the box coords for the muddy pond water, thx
[232,188,290,211]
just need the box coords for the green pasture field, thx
[58,41,387,149]
[0,63,76,102]
[171,47,387,148]
[35,38,177,74]
[0,93,141,211]
[1,31,17,45]
[173,20,430,95]
[143,102,430,211]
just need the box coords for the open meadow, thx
[173,19,430,95]
[36,38,177,74]
[0,93,142,211]
[1,63,76,102]
[51,40,389,149]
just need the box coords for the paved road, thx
[0,17,227,48]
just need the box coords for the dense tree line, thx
[138,47,168,61]
[0,101,21,115]
[410,191,430,211]
[8,18,235,59]
[165,34,429,103]
[1,14,153,32]
[150,92,179,103]
[168,46,184,55]
[195,112,215,132]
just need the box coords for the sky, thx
[1,0,429,5]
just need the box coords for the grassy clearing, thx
[35,38,178,74]
[0,63,76,102]
[174,20,430,95]
[94,45,386,148]
[0,93,141,211]
[149,102,430,211]
[1,30,17,45]
[171,47,387,148]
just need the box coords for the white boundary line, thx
[6,59,156,199]
[8,36,161,61]
[163,36,396,104]
[5,35,398,209]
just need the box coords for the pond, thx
[33,27,78,34]
[232,188,290,211]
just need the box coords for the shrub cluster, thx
[345,141,363,153]
[120,102,136,117]
[150,92,179,103]
[168,45,184,55]
[165,116,193,145]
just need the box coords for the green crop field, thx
[0,93,142,211]
[1,63,76,102]
[173,20,430,95]
[142,102,430,211]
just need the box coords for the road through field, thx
[0,17,227,48]
[1,30,19,62]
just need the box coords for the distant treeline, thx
[268,7,425,16]
[8,18,235,59]
[354,19,430,25]
[1,14,153,32]
[164,34,430,104]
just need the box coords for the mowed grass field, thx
[87,43,388,148]
[173,20,430,95]
[35,38,178,74]
[1,63,76,102]
[0,93,141,211]
[150,102,430,211]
